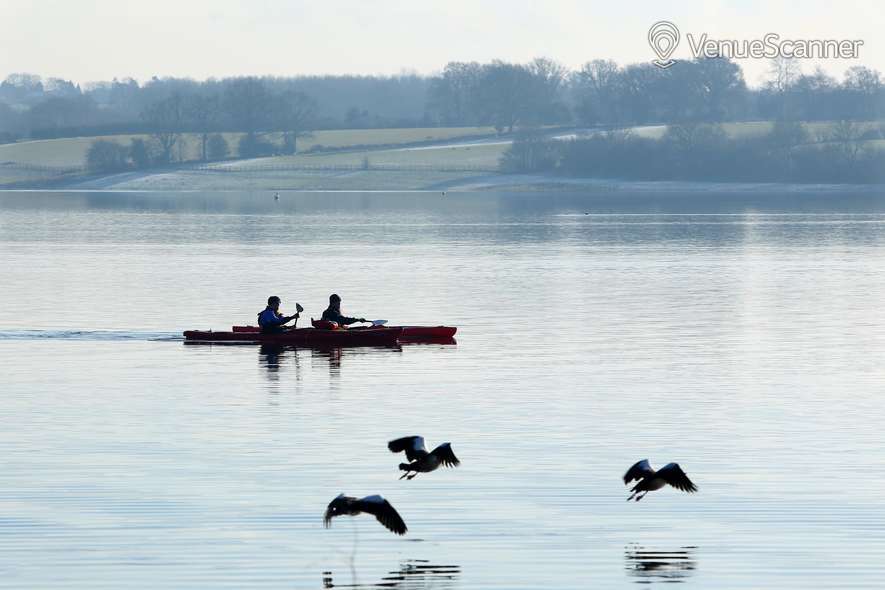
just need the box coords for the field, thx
[214,142,507,170]
[0,127,498,168]
[1,121,882,189]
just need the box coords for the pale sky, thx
[2,0,883,86]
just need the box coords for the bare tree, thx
[826,119,865,167]
[272,90,317,154]
[525,57,568,124]
[765,58,801,93]
[573,60,620,120]
[223,77,271,135]
[765,58,801,120]
[477,61,534,133]
[843,66,883,120]
[427,61,483,125]
[185,94,220,161]
[767,119,809,178]
[141,94,185,164]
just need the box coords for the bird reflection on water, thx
[322,560,460,589]
[624,545,697,584]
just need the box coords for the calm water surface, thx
[1,190,884,589]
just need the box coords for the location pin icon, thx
[648,21,680,69]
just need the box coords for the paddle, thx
[292,303,304,329]
[369,319,388,326]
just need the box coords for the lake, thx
[1,189,884,589]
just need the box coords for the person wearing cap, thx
[258,296,300,334]
[321,294,366,327]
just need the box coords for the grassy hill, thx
[0,127,498,168]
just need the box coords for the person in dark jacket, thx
[258,296,300,333]
[321,294,366,326]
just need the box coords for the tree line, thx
[1,57,883,145]
[81,76,321,172]
[500,119,885,184]
[0,73,429,143]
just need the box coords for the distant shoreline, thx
[4,121,884,193]
[435,174,885,194]
[3,170,885,196]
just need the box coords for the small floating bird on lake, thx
[388,435,460,480]
[323,494,407,535]
[623,460,697,501]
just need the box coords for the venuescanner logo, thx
[648,22,864,69]
[648,21,680,69]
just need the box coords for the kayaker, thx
[258,296,300,334]
[321,294,366,327]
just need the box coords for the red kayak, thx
[184,326,402,346]
[396,326,457,341]
[230,325,457,342]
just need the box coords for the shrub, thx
[499,133,560,173]
[504,124,885,184]
[768,120,810,150]
[85,139,129,173]
[237,133,277,158]
[129,138,152,168]
[207,134,230,160]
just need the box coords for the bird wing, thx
[623,459,656,484]
[359,495,407,535]
[658,463,698,493]
[388,436,428,462]
[432,443,460,468]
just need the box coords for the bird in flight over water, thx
[623,460,698,501]
[323,494,407,535]
[388,436,460,480]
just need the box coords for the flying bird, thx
[323,494,407,535]
[388,436,460,480]
[623,460,697,501]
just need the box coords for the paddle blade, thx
[371,320,388,326]
[295,303,304,313]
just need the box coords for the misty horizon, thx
[3,0,882,85]
[2,56,882,92]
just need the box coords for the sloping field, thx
[0,127,497,168]
[211,142,506,171]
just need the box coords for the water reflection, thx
[322,560,460,589]
[258,344,302,381]
[314,347,343,374]
[311,345,404,377]
[401,337,457,347]
[624,545,697,584]
[256,344,403,378]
